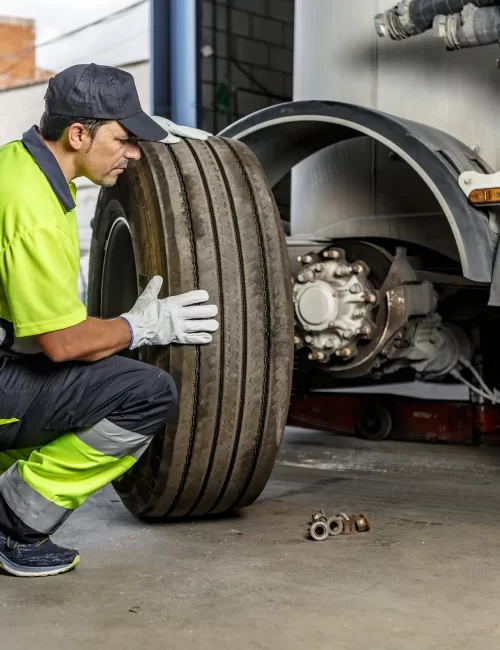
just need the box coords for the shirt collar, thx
[21,125,76,212]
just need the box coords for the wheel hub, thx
[293,248,377,360]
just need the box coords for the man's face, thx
[78,121,141,187]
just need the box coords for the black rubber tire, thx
[88,137,294,519]
[354,404,393,442]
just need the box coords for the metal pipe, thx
[170,0,198,127]
[375,0,500,40]
[435,5,500,49]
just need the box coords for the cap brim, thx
[119,111,169,142]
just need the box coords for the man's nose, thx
[126,143,141,161]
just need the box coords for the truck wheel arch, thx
[219,100,495,283]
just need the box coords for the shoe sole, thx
[0,553,80,577]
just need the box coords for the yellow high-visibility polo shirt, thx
[0,125,86,349]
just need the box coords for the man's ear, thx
[66,123,86,151]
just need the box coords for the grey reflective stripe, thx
[77,419,153,459]
[0,464,70,535]
[129,437,151,460]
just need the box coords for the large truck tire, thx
[88,137,294,519]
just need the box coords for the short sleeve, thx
[0,227,87,337]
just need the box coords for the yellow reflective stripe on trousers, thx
[18,433,136,510]
[0,418,19,425]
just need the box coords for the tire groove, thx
[225,140,272,511]
[205,139,249,513]
[184,140,226,515]
[165,144,201,516]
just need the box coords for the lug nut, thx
[354,514,371,533]
[364,293,377,304]
[311,509,327,523]
[343,330,353,339]
[314,264,324,272]
[350,284,362,294]
[308,352,326,361]
[352,263,364,274]
[327,516,344,537]
[323,249,340,260]
[304,335,313,344]
[335,267,347,277]
[297,270,314,283]
[297,256,302,263]
[294,336,301,346]
[336,348,352,358]
[302,255,313,264]
[309,521,329,542]
[360,325,372,336]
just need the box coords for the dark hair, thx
[39,112,110,142]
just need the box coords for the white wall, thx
[0,60,150,303]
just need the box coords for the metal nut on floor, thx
[311,509,328,524]
[341,519,358,535]
[309,521,329,541]
[354,514,371,533]
[327,516,344,537]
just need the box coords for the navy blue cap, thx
[44,63,168,142]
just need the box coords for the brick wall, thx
[200,0,294,134]
[0,16,54,90]
[0,16,36,89]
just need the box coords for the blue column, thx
[170,0,198,127]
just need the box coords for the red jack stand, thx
[288,391,500,445]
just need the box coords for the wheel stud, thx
[323,249,340,260]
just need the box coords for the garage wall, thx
[200,0,294,133]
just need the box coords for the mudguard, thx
[219,100,496,283]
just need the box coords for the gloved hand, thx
[120,276,219,350]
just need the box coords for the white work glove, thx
[152,116,212,144]
[120,276,219,350]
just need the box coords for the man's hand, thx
[121,276,219,350]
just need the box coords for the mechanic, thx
[0,64,219,578]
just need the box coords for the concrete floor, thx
[3,428,500,649]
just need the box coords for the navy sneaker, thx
[0,532,80,577]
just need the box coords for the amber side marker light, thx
[469,188,500,205]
